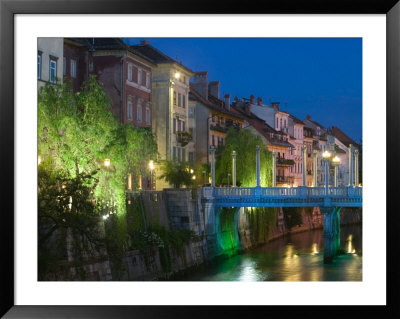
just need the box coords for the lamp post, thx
[354,149,359,186]
[232,151,237,187]
[149,160,154,190]
[206,115,216,166]
[302,145,307,186]
[272,152,276,187]
[227,173,231,187]
[256,145,260,187]
[322,151,331,195]
[210,145,216,187]
[332,156,341,187]
[313,150,318,187]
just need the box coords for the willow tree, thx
[38,76,158,274]
[215,128,273,187]
[38,76,157,215]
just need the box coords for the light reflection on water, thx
[171,224,362,282]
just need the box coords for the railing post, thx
[210,146,216,187]
[232,150,237,187]
[354,149,359,186]
[256,145,260,187]
[302,145,307,186]
[334,165,338,187]
[313,150,318,187]
[324,158,329,196]
[348,144,353,187]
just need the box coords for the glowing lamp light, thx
[102,215,109,220]
[332,156,341,165]
[190,169,194,174]
[322,150,331,159]
[149,160,154,171]
[174,72,180,79]
[38,156,41,165]
[104,158,111,167]
[192,175,196,180]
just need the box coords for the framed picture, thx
[1,0,398,317]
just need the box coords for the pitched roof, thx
[330,126,359,148]
[248,117,294,148]
[189,84,244,120]
[130,42,194,74]
[289,114,304,125]
[65,38,155,64]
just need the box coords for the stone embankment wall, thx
[78,190,362,280]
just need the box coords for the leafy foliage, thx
[247,207,279,245]
[158,160,194,188]
[38,77,158,278]
[38,76,157,216]
[215,128,273,187]
[38,161,105,280]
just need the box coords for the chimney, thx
[224,94,231,111]
[245,103,251,115]
[193,71,209,100]
[306,114,311,120]
[208,81,220,99]
[140,40,149,45]
[272,102,280,110]
[257,97,262,106]
[250,95,255,104]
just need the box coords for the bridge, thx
[201,185,362,264]
[206,186,362,208]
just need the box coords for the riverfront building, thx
[131,41,195,190]
[38,38,64,90]
[189,72,244,168]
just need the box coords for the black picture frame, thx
[1,0,399,318]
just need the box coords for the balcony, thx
[176,131,193,147]
[276,157,295,166]
[276,176,294,183]
[210,121,241,133]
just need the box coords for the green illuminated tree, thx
[38,77,158,277]
[38,76,157,216]
[158,160,194,188]
[215,128,273,187]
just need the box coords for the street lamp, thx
[149,160,154,190]
[104,158,111,167]
[332,156,341,187]
[322,151,331,195]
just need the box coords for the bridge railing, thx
[211,186,362,199]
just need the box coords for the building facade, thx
[38,38,64,90]
[131,41,194,190]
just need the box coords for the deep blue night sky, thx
[124,38,362,143]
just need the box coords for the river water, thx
[173,224,362,281]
